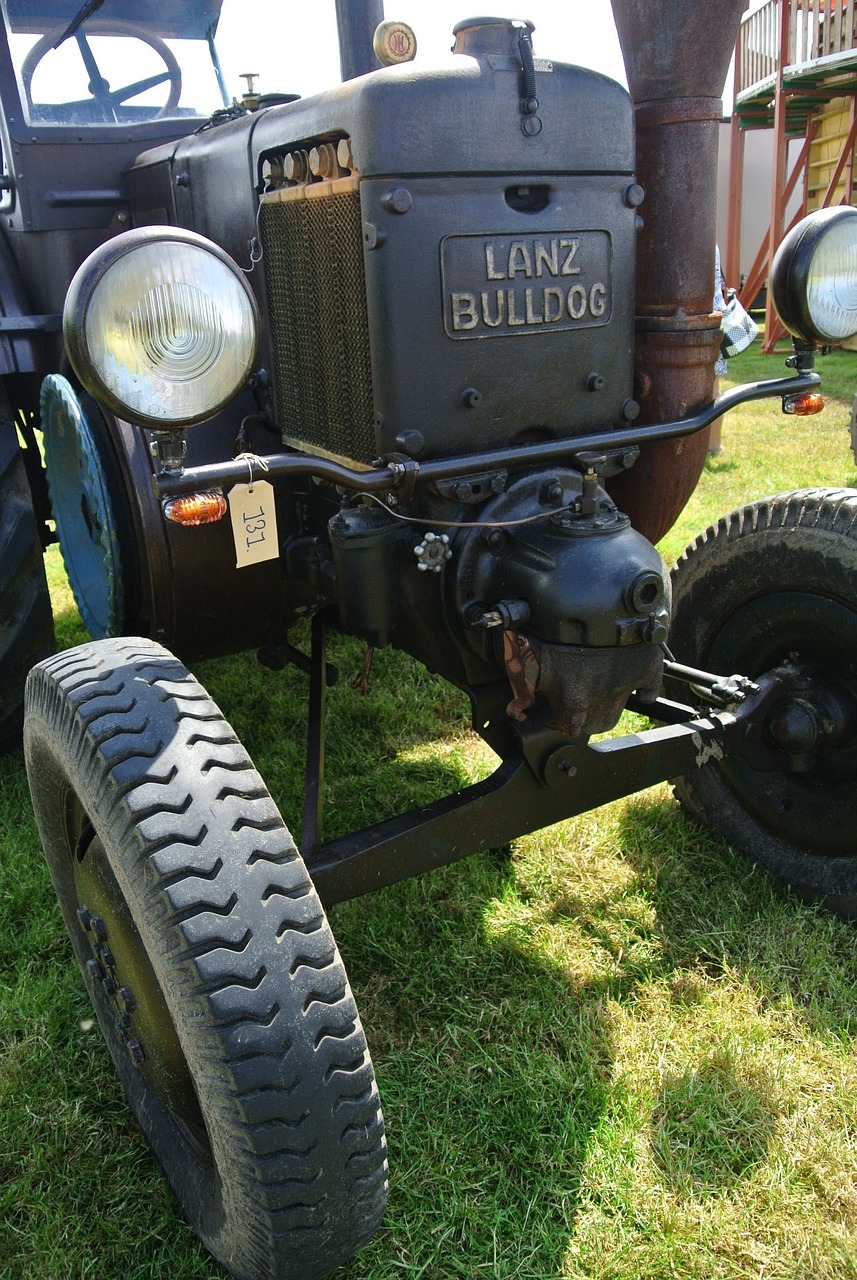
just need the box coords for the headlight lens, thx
[64,228,259,428]
[771,206,857,345]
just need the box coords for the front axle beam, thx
[308,692,760,905]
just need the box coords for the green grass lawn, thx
[1,343,856,1279]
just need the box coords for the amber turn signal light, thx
[782,392,825,416]
[162,491,228,525]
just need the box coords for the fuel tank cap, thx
[452,16,535,58]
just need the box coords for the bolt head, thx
[394,429,425,457]
[118,986,137,1013]
[127,1039,146,1065]
[383,186,412,214]
[540,479,564,506]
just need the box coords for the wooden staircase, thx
[727,0,857,349]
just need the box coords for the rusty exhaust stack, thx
[607,0,748,543]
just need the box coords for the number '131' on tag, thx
[228,481,279,568]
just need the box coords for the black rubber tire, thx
[0,412,54,753]
[669,488,857,918]
[24,637,387,1280]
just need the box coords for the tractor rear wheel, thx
[669,489,857,918]
[24,636,387,1279]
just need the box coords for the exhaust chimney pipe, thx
[335,0,385,80]
[607,0,748,543]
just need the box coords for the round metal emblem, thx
[373,20,417,66]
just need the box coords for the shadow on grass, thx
[613,790,856,1043]
[332,849,614,1279]
[275,669,620,1276]
[649,1048,779,1196]
[703,456,739,473]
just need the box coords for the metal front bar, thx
[307,698,747,905]
[155,372,820,499]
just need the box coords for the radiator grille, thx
[260,190,376,465]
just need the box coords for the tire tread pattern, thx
[24,637,387,1280]
[669,487,857,917]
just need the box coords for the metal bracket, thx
[383,452,420,502]
[663,656,759,709]
[0,313,62,332]
[301,613,328,859]
[257,637,338,686]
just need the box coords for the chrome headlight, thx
[64,227,259,428]
[771,206,857,345]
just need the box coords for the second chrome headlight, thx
[771,206,857,346]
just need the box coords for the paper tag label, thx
[228,481,279,568]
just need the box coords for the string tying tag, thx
[234,452,270,492]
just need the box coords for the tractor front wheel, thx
[669,489,857,918]
[24,637,387,1279]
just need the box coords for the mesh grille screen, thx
[260,191,375,465]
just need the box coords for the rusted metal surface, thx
[607,0,749,543]
[607,325,723,544]
[632,99,726,318]
[612,0,749,101]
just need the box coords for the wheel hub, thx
[72,819,210,1155]
[765,671,856,770]
[690,585,856,853]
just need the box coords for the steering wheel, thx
[21,19,182,122]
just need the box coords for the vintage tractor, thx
[7,0,857,1276]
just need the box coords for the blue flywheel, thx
[41,374,124,638]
